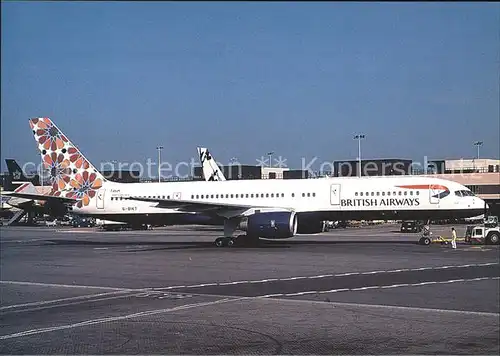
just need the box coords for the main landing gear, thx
[215,237,235,247]
[214,217,263,248]
[214,234,260,247]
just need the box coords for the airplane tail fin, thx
[197,147,226,181]
[5,159,41,186]
[29,117,106,207]
[6,159,29,181]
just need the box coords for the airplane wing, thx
[126,196,292,217]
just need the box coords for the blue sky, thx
[1,2,499,175]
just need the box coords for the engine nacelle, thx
[247,211,298,239]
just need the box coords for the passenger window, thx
[230,194,234,198]
[404,191,407,196]
[246,194,249,198]
[410,191,413,196]
[250,194,254,198]
[312,192,316,197]
[398,191,402,196]
[416,191,419,196]
[211,194,214,198]
[355,192,359,196]
[281,193,284,197]
[235,194,239,198]
[307,193,310,197]
[191,195,194,199]
[360,192,363,196]
[266,193,269,198]
[292,193,295,197]
[376,192,380,196]
[261,193,264,198]
[371,192,374,196]
[302,193,305,197]
[271,193,274,198]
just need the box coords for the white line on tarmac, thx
[256,277,500,298]
[1,292,151,315]
[153,262,500,291]
[262,297,500,317]
[0,297,243,340]
[0,280,138,292]
[0,290,132,311]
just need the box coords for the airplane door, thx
[96,189,105,209]
[330,184,341,205]
[429,185,439,204]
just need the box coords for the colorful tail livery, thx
[29,118,106,207]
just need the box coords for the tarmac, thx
[0,223,499,354]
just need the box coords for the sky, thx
[1,1,499,177]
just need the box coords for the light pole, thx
[354,134,365,177]
[473,141,483,160]
[156,146,163,182]
[267,151,274,168]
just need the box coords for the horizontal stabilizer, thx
[2,191,78,204]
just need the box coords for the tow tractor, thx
[418,216,500,246]
[418,224,434,245]
[464,216,500,245]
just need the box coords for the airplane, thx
[5,158,41,187]
[1,149,226,227]
[4,117,487,248]
[197,147,226,181]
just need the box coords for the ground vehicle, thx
[45,219,57,227]
[71,216,94,228]
[400,220,424,233]
[464,216,500,245]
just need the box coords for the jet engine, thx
[246,211,298,239]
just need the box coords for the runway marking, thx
[263,297,500,318]
[0,290,131,311]
[1,292,152,315]
[257,277,500,298]
[0,297,243,340]
[153,262,500,291]
[0,280,137,292]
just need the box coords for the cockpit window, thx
[455,190,474,197]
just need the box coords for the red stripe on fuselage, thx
[396,184,449,191]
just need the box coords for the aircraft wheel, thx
[419,237,431,246]
[215,238,225,247]
[226,238,234,247]
[486,232,499,245]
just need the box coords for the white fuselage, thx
[73,175,485,221]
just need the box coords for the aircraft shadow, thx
[42,239,420,251]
